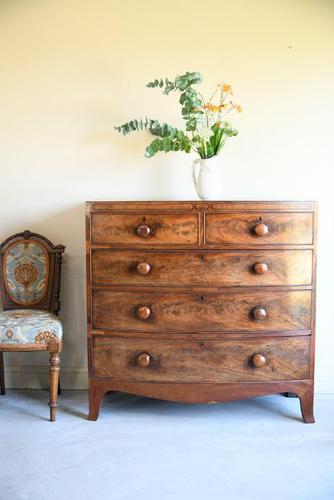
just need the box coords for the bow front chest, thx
[86,201,317,422]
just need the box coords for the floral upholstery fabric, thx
[4,241,48,305]
[0,310,62,345]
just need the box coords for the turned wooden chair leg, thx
[49,352,61,422]
[0,352,5,395]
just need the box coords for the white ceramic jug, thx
[192,156,222,200]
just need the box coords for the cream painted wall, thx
[0,0,333,391]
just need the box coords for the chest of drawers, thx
[86,201,317,422]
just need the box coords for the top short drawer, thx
[205,212,313,245]
[91,212,199,245]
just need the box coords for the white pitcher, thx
[192,156,222,200]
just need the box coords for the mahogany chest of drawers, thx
[86,201,317,422]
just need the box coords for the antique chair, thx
[0,230,65,421]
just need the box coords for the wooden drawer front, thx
[205,212,313,245]
[93,336,310,382]
[92,289,311,333]
[91,249,312,287]
[90,212,199,245]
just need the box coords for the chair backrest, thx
[0,230,65,315]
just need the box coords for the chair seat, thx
[0,310,62,345]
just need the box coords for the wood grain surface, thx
[91,212,199,245]
[93,335,310,382]
[91,249,313,287]
[205,212,313,245]
[92,289,312,333]
[87,200,316,212]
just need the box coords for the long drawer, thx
[205,212,313,245]
[92,289,312,333]
[91,249,313,287]
[92,336,311,382]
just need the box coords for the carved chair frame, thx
[0,229,65,315]
[0,230,65,421]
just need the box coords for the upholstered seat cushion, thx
[0,310,62,345]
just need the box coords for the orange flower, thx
[203,103,228,113]
[203,103,215,112]
[235,104,243,113]
[219,83,233,93]
[211,105,222,113]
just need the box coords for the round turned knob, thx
[136,224,151,238]
[136,262,151,275]
[252,306,267,320]
[252,353,266,368]
[254,223,269,236]
[136,352,151,368]
[136,305,151,320]
[253,262,269,274]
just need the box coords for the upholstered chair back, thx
[0,231,65,315]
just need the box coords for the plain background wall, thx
[0,0,333,391]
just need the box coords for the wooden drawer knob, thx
[252,353,266,368]
[254,223,269,236]
[136,352,151,367]
[252,306,267,320]
[253,262,269,274]
[136,262,151,275]
[136,224,151,238]
[136,305,151,320]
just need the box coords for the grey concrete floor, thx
[0,390,333,500]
